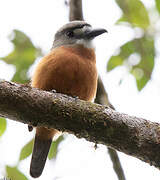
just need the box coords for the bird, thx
[30,20,107,178]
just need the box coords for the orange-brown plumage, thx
[30,21,107,178]
[32,45,97,101]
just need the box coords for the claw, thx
[28,125,33,132]
[51,89,57,93]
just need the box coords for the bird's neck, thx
[76,39,95,49]
[55,44,96,62]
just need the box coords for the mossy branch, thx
[0,80,160,170]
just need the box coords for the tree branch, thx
[69,0,84,21]
[0,80,160,170]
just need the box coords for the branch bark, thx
[0,80,160,170]
[69,0,84,21]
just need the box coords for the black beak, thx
[84,28,107,39]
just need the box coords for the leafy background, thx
[0,0,160,179]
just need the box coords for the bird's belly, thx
[32,47,97,101]
[51,64,97,101]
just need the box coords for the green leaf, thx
[19,139,34,161]
[131,37,155,90]
[116,0,150,29]
[107,41,136,72]
[107,56,124,71]
[48,135,64,160]
[155,0,160,14]
[6,166,28,180]
[107,40,138,71]
[132,68,148,90]
[107,35,155,90]
[0,118,7,137]
[1,30,42,83]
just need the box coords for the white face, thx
[76,39,95,49]
[73,26,95,49]
[52,21,106,49]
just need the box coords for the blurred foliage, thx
[48,135,64,160]
[116,0,150,29]
[19,139,34,161]
[1,30,42,83]
[6,166,28,180]
[0,117,7,137]
[0,30,43,179]
[155,0,160,14]
[107,36,155,90]
[107,0,157,90]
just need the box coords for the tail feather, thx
[30,136,52,178]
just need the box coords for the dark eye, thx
[66,31,74,37]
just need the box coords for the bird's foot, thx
[51,89,57,93]
[72,95,79,100]
[94,143,98,150]
[28,125,33,132]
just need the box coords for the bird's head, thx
[52,21,107,49]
